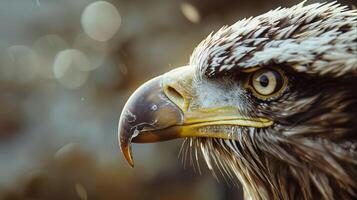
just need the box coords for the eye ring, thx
[246,67,287,100]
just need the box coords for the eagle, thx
[118,2,357,200]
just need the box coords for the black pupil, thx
[259,74,269,87]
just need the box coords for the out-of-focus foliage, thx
[0,0,355,199]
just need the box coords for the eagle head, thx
[118,2,357,199]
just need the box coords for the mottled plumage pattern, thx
[185,2,357,200]
[191,1,357,78]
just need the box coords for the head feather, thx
[190,1,357,78]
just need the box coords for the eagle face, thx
[119,2,357,200]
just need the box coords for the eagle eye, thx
[246,68,287,100]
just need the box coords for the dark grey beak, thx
[118,76,183,167]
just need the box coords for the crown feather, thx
[190,1,357,78]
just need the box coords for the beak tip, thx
[120,142,135,168]
[127,159,135,168]
[119,112,136,167]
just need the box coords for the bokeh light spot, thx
[180,2,200,24]
[74,33,108,71]
[53,49,89,89]
[0,45,39,82]
[33,34,69,79]
[81,1,121,42]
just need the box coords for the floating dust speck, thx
[81,1,121,42]
[180,2,200,24]
[119,63,128,75]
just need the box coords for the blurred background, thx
[0,0,355,199]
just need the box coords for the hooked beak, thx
[118,67,273,167]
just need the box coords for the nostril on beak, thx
[165,86,186,111]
